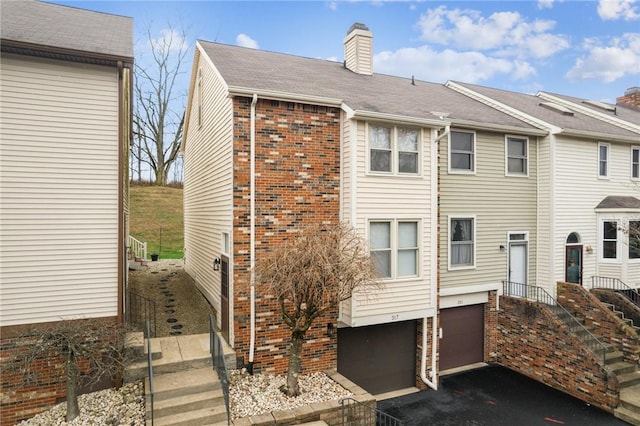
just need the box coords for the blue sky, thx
[52,0,639,103]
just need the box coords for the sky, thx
[50,0,640,105]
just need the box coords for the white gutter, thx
[350,109,446,127]
[249,93,258,366]
[420,125,449,391]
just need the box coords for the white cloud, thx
[538,0,554,9]
[141,28,188,54]
[374,46,535,84]
[416,6,569,58]
[598,0,640,20]
[236,33,259,49]
[566,33,640,82]
[327,2,337,11]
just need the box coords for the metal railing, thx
[210,314,230,425]
[146,319,155,426]
[126,290,156,338]
[340,397,404,426]
[128,235,147,260]
[591,276,640,307]
[503,281,608,365]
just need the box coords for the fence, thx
[210,314,230,425]
[340,397,404,426]
[502,280,608,365]
[146,319,155,426]
[126,290,157,338]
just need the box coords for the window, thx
[450,217,475,268]
[632,147,639,180]
[369,124,420,174]
[221,232,230,255]
[603,220,617,259]
[599,143,610,178]
[449,131,475,173]
[369,220,419,279]
[630,220,640,260]
[506,136,528,175]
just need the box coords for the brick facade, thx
[232,97,341,374]
[498,296,619,412]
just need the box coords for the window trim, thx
[368,219,421,280]
[367,123,422,176]
[598,142,610,179]
[629,219,640,261]
[505,135,529,177]
[631,146,640,181]
[448,215,476,271]
[600,219,619,263]
[448,129,476,175]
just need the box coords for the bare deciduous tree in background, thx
[255,222,379,396]
[7,319,129,422]
[133,24,188,185]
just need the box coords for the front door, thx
[221,255,230,341]
[509,242,527,297]
[565,245,583,285]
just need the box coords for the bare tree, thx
[255,222,379,396]
[133,24,188,185]
[7,319,129,422]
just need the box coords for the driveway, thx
[377,365,628,426]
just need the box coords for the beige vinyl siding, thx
[348,120,434,327]
[554,136,640,286]
[0,54,119,326]
[440,130,538,291]
[183,51,233,330]
[536,135,552,291]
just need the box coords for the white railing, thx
[128,235,147,260]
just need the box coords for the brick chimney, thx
[344,23,373,76]
[617,87,640,108]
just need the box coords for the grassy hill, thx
[129,184,184,259]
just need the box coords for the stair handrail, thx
[146,319,155,426]
[128,235,148,260]
[340,397,404,426]
[126,290,156,338]
[503,280,608,365]
[591,276,640,307]
[210,314,230,425]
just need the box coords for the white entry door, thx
[509,242,527,297]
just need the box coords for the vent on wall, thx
[539,101,574,116]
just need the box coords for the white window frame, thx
[367,123,421,176]
[600,219,619,262]
[368,219,421,280]
[631,146,640,181]
[221,231,230,255]
[449,130,476,174]
[598,142,610,179]
[629,219,640,262]
[448,215,476,270]
[505,135,529,177]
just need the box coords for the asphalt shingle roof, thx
[541,91,640,128]
[198,41,537,131]
[1,0,133,60]
[596,196,640,209]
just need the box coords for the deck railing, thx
[128,235,147,260]
[502,280,608,365]
[591,276,640,307]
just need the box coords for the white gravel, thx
[17,381,145,426]
[229,370,353,419]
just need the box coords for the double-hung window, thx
[449,217,475,269]
[632,146,639,180]
[506,136,528,176]
[629,220,640,260]
[369,124,419,175]
[602,220,618,259]
[369,220,419,279]
[449,131,475,173]
[599,143,610,178]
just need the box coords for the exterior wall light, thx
[213,257,221,271]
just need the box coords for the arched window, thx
[566,232,580,244]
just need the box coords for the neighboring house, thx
[0,1,133,423]
[182,23,545,395]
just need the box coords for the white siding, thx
[440,130,538,295]
[183,51,233,333]
[345,120,434,327]
[0,54,120,326]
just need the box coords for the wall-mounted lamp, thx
[213,257,221,271]
[499,245,506,252]
[326,322,335,338]
[586,246,593,254]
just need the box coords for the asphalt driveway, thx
[377,365,628,426]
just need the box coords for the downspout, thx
[248,94,258,372]
[421,124,449,390]
[117,60,125,325]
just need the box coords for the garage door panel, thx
[440,304,484,371]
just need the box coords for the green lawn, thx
[129,184,184,259]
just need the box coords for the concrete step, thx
[605,350,625,364]
[149,389,225,418]
[147,405,228,426]
[619,370,640,388]
[620,385,640,415]
[149,368,221,401]
[607,361,638,375]
[615,406,640,426]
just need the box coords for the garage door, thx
[337,320,416,395]
[440,304,484,371]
